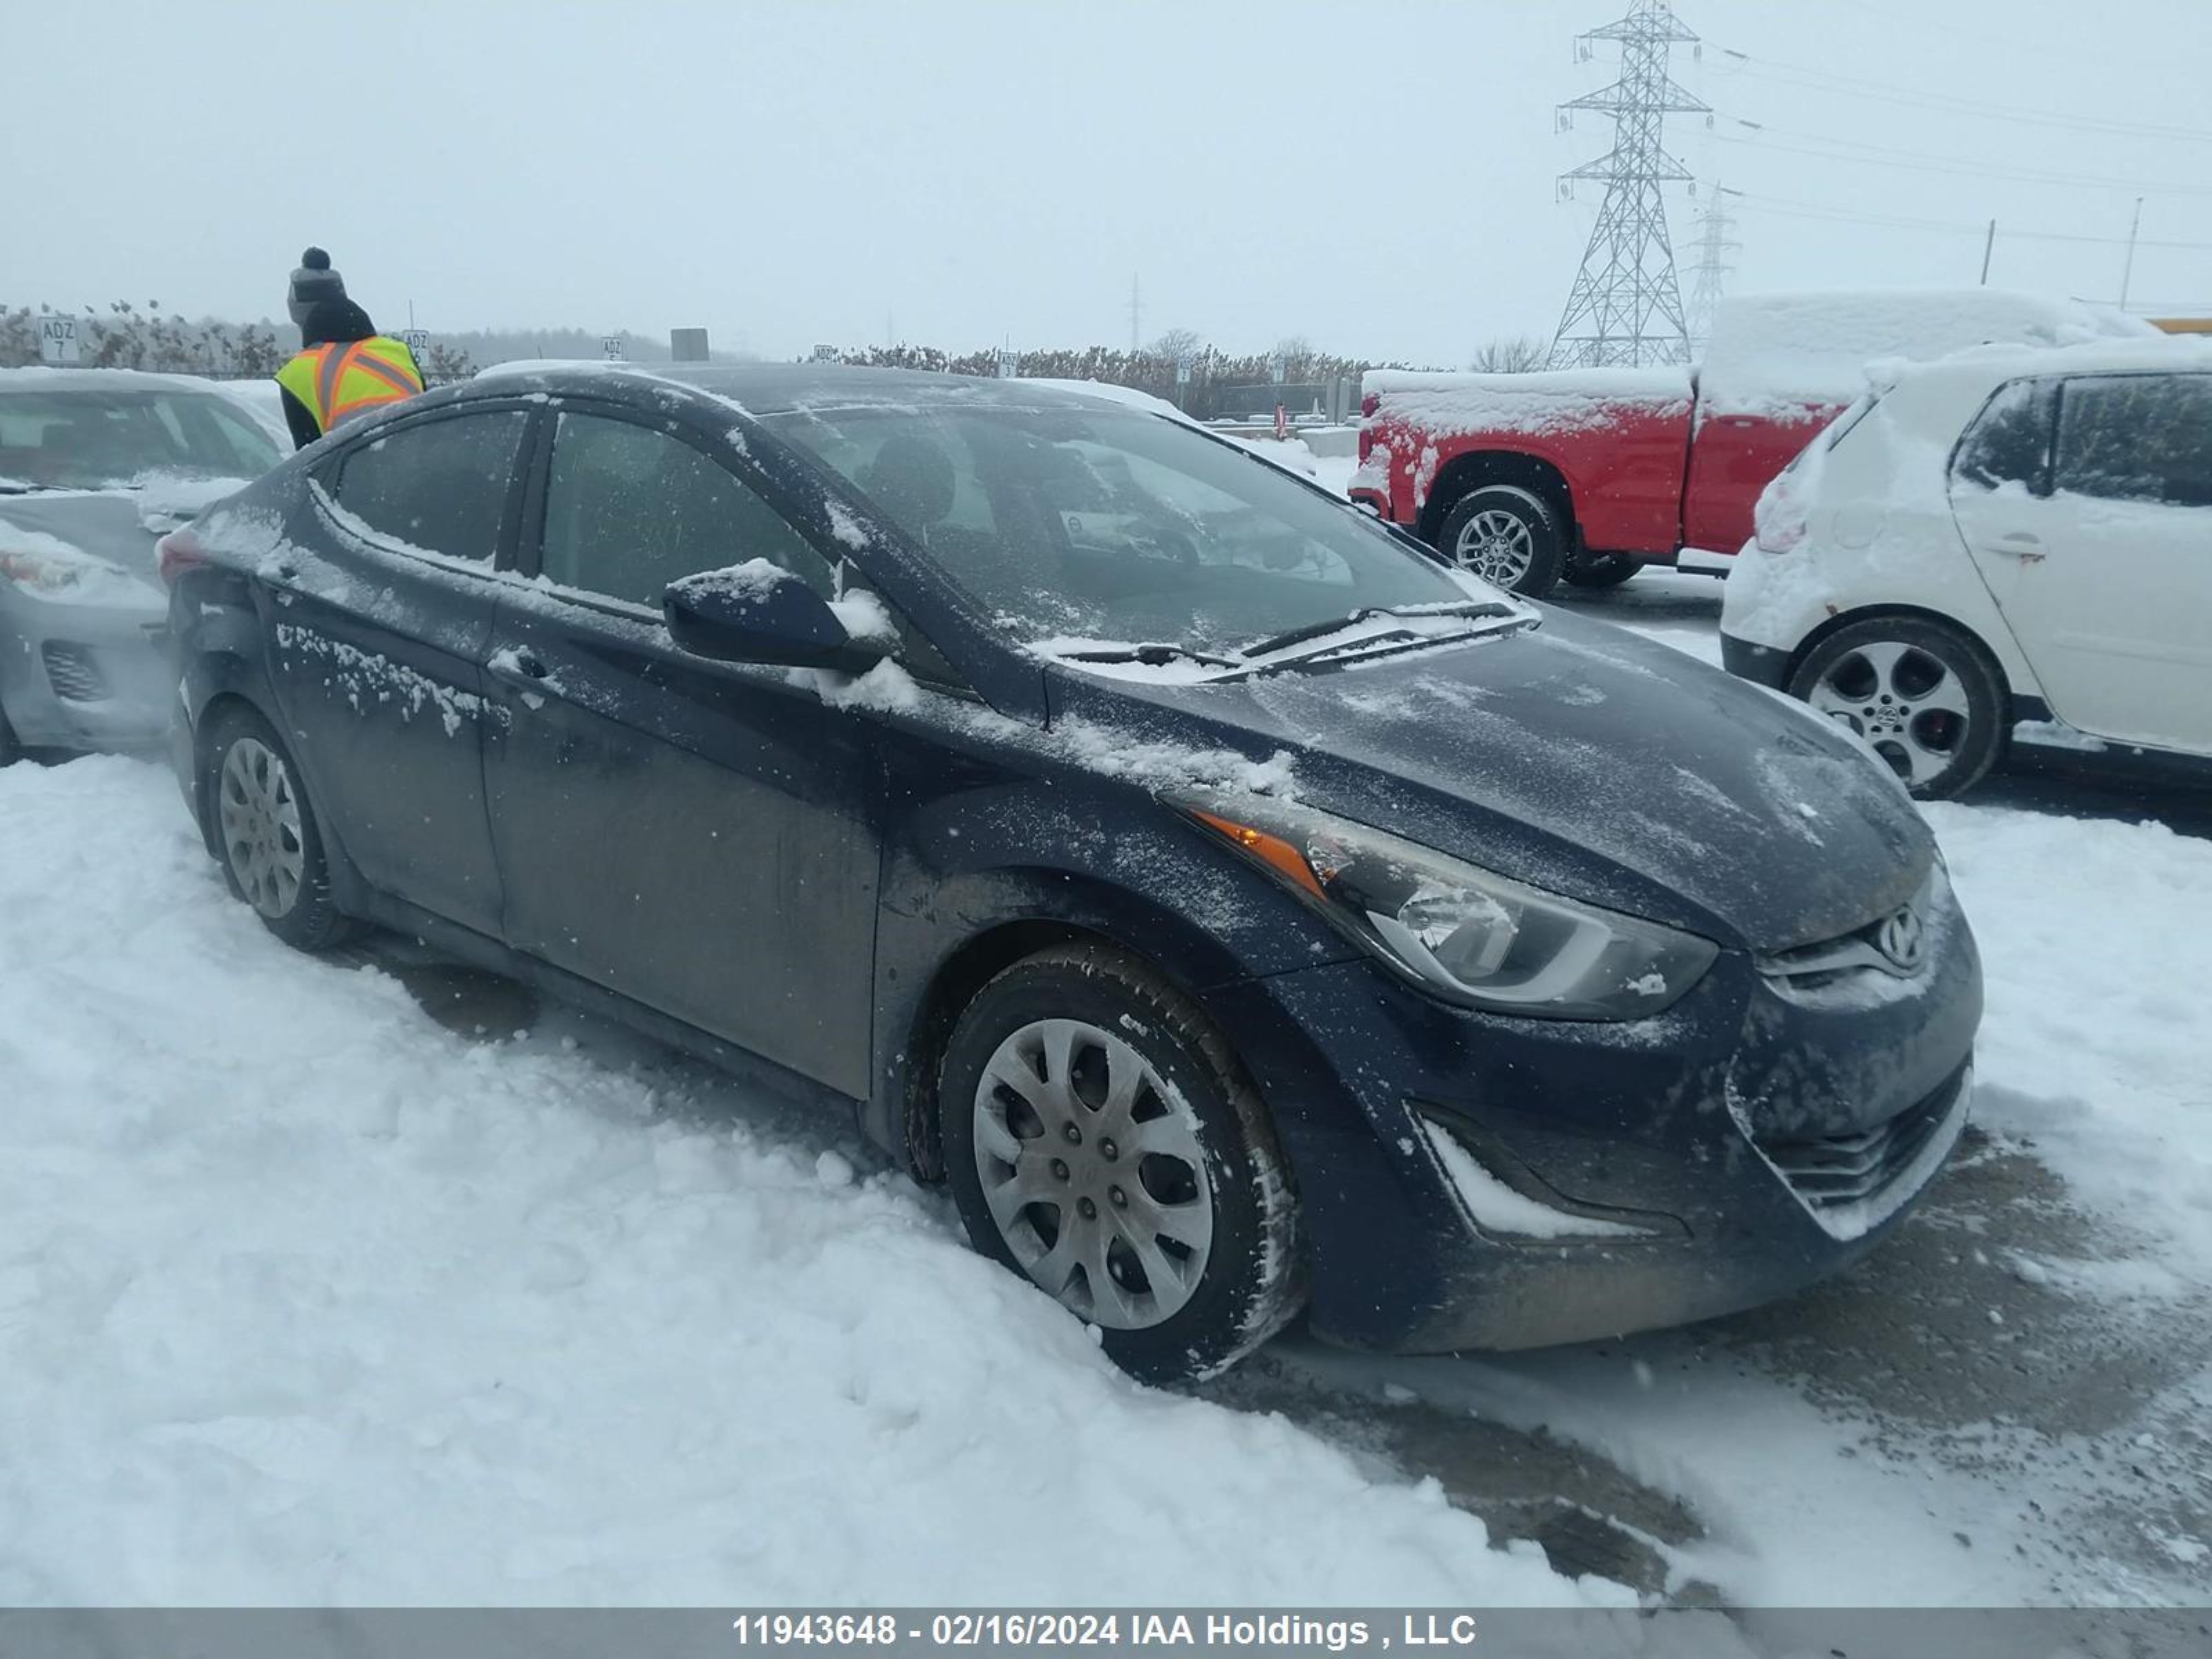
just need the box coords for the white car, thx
[1719,337,2212,798]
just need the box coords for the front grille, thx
[41,642,111,703]
[1756,1065,1967,1215]
[1759,865,1943,991]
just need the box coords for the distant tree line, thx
[823,331,1437,420]
[0,301,478,385]
[5,303,1547,405]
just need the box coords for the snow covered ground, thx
[1,540,2204,1608]
[0,756,1615,1608]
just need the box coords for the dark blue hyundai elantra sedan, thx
[158,364,1980,1380]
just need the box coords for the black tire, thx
[938,943,1303,1382]
[203,705,357,950]
[1787,617,2006,801]
[1562,551,1640,590]
[1434,484,1567,598]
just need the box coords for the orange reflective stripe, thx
[347,350,420,397]
[322,339,425,428]
[315,343,350,429]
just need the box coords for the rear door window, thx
[2055,374,2212,508]
[1951,378,2053,493]
[538,411,833,608]
[332,411,531,561]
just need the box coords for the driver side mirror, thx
[664,562,891,673]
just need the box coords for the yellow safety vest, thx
[274,336,425,437]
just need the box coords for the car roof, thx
[0,365,245,397]
[1888,333,2212,397]
[472,359,1134,418]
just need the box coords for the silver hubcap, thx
[1807,640,1974,789]
[218,737,306,919]
[972,1018,1215,1330]
[1452,507,1535,586]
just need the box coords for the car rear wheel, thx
[1788,618,2005,800]
[1562,551,1640,590]
[205,706,357,950]
[937,943,1303,1382]
[1436,485,1566,598]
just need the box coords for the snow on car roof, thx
[476,358,1123,417]
[0,364,254,397]
[1880,330,2212,394]
[1700,288,2159,413]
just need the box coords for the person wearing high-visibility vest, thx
[272,247,426,450]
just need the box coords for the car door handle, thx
[1989,532,2047,562]
[487,646,550,688]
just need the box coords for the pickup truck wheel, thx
[1788,618,2005,800]
[1562,552,1640,590]
[1436,486,1566,598]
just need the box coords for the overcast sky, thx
[8,0,2206,364]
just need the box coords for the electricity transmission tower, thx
[1548,0,1708,368]
[1683,188,1740,353]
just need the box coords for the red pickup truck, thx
[1351,290,2149,597]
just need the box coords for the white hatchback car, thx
[1720,338,2212,798]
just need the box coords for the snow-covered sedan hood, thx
[1046,607,1930,955]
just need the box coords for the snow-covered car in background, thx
[0,368,283,762]
[1721,337,2212,800]
[1353,290,2154,599]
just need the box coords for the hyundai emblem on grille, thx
[1875,904,1927,972]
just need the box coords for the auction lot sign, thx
[0,1610,2202,1658]
[37,313,80,366]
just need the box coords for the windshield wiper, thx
[1058,641,1244,669]
[1236,599,1516,662]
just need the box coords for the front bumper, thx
[0,592,171,752]
[1203,897,1982,1352]
[1721,630,1793,691]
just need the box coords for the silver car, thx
[0,368,282,762]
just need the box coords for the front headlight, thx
[1182,796,1717,1020]
[0,538,129,597]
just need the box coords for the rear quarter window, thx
[1951,378,2054,493]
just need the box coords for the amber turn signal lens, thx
[1189,809,1327,901]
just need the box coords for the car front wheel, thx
[938,943,1303,1382]
[1435,485,1566,598]
[205,706,356,950]
[1788,617,2005,800]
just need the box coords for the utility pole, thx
[1683,187,1740,353]
[1129,274,1141,355]
[1548,0,1707,368]
[2121,197,2144,309]
[1980,219,1996,285]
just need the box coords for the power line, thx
[1709,122,2212,197]
[1709,46,2212,145]
[1720,187,2212,251]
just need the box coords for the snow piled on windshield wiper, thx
[1028,637,1244,684]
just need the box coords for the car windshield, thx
[0,388,283,491]
[763,402,1479,655]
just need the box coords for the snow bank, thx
[0,757,1616,1607]
[1920,798,2212,1267]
